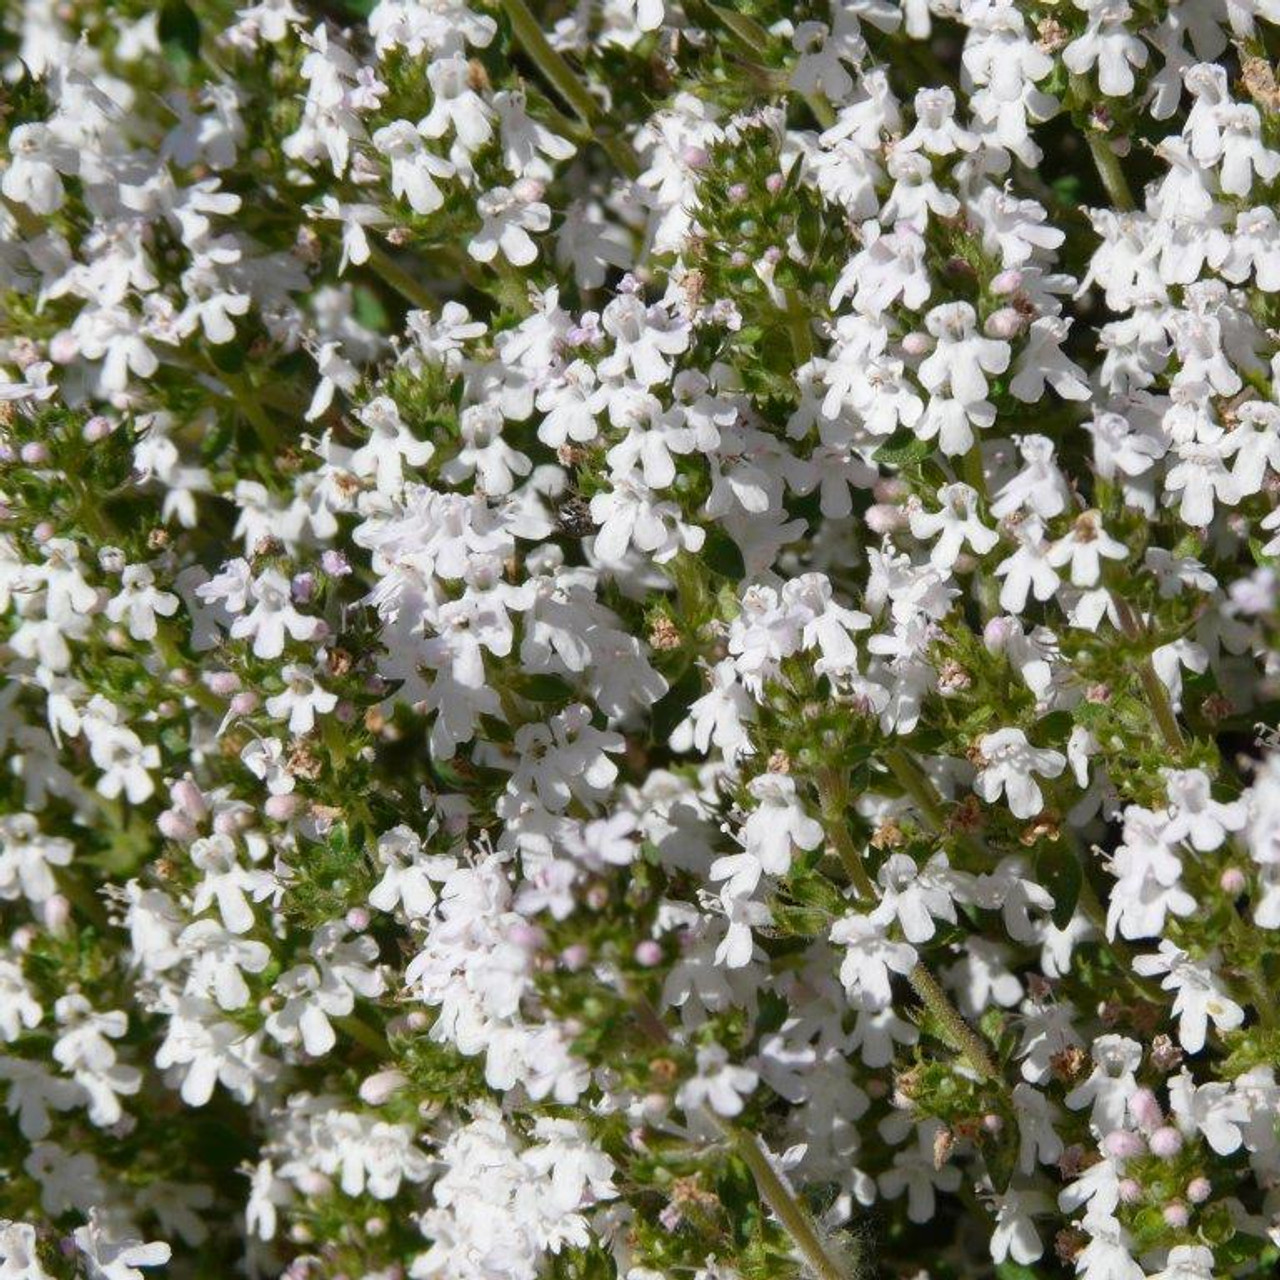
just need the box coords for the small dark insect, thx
[554,495,594,538]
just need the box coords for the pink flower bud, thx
[206,671,241,697]
[1149,1126,1183,1158]
[229,691,259,716]
[345,907,370,931]
[172,778,208,818]
[682,146,709,169]
[1118,1178,1143,1204]
[983,615,1018,654]
[1103,1129,1146,1159]
[901,331,932,356]
[766,173,785,194]
[1186,1177,1211,1204]
[1219,866,1246,895]
[294,1172,331,1197]
[32,521,54,543]
[560,944,589,971]
[984,307,1026,340]
[507,921,545,949]
[728,183,749,203]
[42,894,71,935]
[157,811,195,842]
[20,442,50,466]
[1162,1202,1190,1229]
[865,503,907,535]
[982,1113,1003,1135]
[83,415,114,442]
[634,940,663,967]
[265,794,299,821]
[359,1069,407,1106]
[990,269,1023,295]
[1128,1087,1163,1132]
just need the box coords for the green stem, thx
[499,0,639,178]
[1108,592,1184,753]
[629,991,852,1279]
[784,288,814,366]
[961,439,989,505]
[500,0,597,124]
[907,957,1003,1087]
[714,1117,852,1280]
[335,1013,391,1058]
[816,765,876,900]
[1069,74,1137,211]
[367,243,440,311]
[883,747,946,829]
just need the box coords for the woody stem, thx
[1069,75,1137,212]
[816,759,1007,1090]
[712,1117,852,1280]
[1108,591,1185,753]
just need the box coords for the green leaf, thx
[159,0,201,65]
[874,427,931,469]
[1035,841,1082,929]
[702,527,746,580]
[710,4,772,53]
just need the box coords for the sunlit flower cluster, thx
[2,2,1280,1279]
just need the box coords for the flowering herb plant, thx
[3,1,1280,1279]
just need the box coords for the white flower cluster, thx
[3,1,1280,1279]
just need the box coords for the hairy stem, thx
[714,1117,853,1280]
[816,760,1007,1090]
[1069,74,1137,212]
[499,0,639,178]
[1109,591,1185,753]
[367,243,440,311]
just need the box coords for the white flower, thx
[229,569,321,659]
[974,728,1066,820]
[908,482,999,570]
[73,1214,170,1280]
[265,663,338,735]
[676,1044,758,1117]
[831,913,918,1010]
[1132,942,1243,1053]
[105,565,179,641]
[468,186,552,267]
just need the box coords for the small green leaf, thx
[1035,841,1082,929]
[874,427,931,469]
[159,0,201,65]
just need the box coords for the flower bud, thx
[983,616,1018,654]
[1149,1126,1183,1158]
[42,894,71,935]
[206,671,241,697]
[634,940,663,967]
[1162,1202,1190,1229]
[990,269,1023,295]
[1186,1177,1211,1204]
[1128,1087,1163,1132]
[901,331,932,356]
[1219,866,1246,895]
[1118,1178,1143,1204]
[984,307,1026,340]
[359,1069,408,1106]
[265,793,299,821]
[1102,1129,1146,1159]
